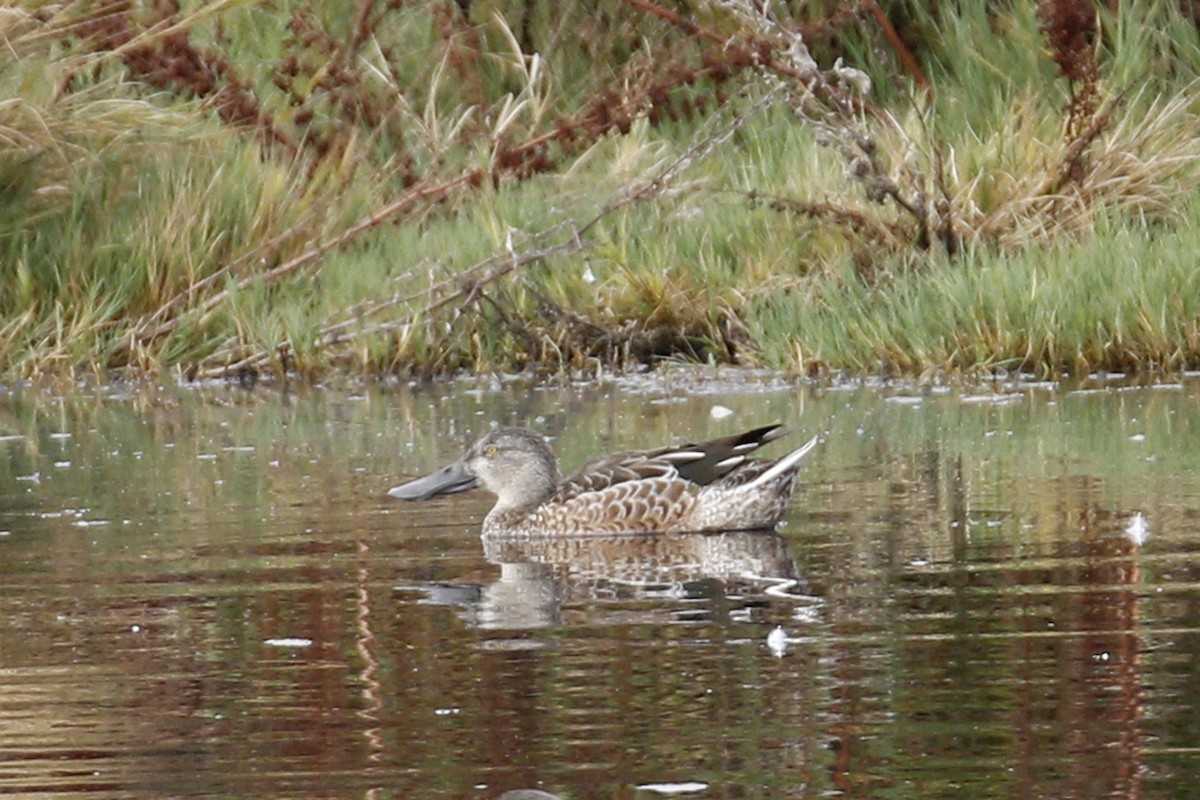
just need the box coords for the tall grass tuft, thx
[747,198,1200,376]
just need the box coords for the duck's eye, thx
[485,445,499,458]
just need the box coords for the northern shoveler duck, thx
[388,423,819,536]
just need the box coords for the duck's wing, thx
[555,423,786,501]
[669,424,786,485]
[539,469,698,534]
[553,455,678,502]
[711,434,821,490]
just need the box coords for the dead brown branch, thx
[189,91,775,380]
[1043,85,1130,197]
[862,0,928,90]
[748,191,901,247]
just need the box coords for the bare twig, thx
[1042,87,1130,196]
[862,0,928,90]
[745,190,901,246]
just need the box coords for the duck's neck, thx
[490,481,555,515]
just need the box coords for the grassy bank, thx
[3,1,1200,381]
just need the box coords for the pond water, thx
[1,370,1199,799]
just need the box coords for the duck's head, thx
[388,427,560,512]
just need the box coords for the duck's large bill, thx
[388,461,478,500]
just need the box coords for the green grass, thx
[747,202,1200,375]
[3,1,1200,381]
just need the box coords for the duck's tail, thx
[742,435,820,492]
[686,434,820,531]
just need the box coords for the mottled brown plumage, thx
[389,424,819,537]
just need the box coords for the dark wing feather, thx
[555,423,786,500]
[670,424,785,485]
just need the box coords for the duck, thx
[388,423,819,537]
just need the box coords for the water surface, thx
[2,372,1199,798]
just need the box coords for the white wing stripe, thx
[743,435,820,491]
[663,450,706,463]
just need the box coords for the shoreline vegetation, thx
[4,1,1200,384]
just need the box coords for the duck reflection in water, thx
[388,423,819,537]
[399,528,807,630]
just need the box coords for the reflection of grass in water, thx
[4,3,1200,379]
[795,383,1198,571]
[2,375,1195,496]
